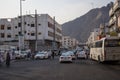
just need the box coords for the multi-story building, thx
[109,0,120,37]
[87,28,100,47]
[62,36,79,49]
[87,24,110,47]
[0,14,62,52]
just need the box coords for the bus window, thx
[95,41,102,47]
[105,39,120,47]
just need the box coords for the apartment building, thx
[109,0,120,37]
[0,14,62,52]
[62,36,79,49]
[87,28,100,43]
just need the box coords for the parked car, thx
[76,50,87,59]
[59,50,67,56]
[47,50,52,58]
[66,51,76,60]
[34,52,45,59]
[15,50,27,59]
[59,53,72,63]
[42,51,49,59]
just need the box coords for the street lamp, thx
[19,0,25,51]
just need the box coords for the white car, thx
[67,51,76,60]
[15,51,27,59]
[76,50,86,59]
[43,51,49,59]
[47,50,52,58]
[59,53,72,63]
[34,52,45,59]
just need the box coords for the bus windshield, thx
[105,39,120,47]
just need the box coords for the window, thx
[38,32,41,35]
[24,31,27,34]
[95,41,102,47]
[48,31,54,37]
[7,27,11,30]
[1,33,5,38]
[24,22,27,25]
[38,24,41,26]
[56,28,62,33]
[18,23,21,27]
[31,33,35,36]
[15,34,18,37]
[15,26,17,29]
[31,24,34,27]
[1,25,5,30]
[28,24,30,26]
[18,31,21,35]
[7,34,11,38]
[48,22,54,29]
[105,39,120,47]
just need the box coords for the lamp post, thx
[19,0,25,51]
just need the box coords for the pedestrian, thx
[5,51,11,67]
[51,51,55,59]
[31,52,35,60]
[0,52,3,66]
[27,52,31,60]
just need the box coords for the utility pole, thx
[19,0,25,51]
[35,10,38,51]
[53,16,56,50]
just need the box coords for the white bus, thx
[90,37,120,62]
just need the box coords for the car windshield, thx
[21,51,27,54]
[67,51,74,54]
[61,53,69,56]
[37,52,44,54]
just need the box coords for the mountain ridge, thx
[62,3,113,42]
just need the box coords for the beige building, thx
[0,14,62,51]
[87,28,100,45]
[109,0,120,37]
[62,36,79,49]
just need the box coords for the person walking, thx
[51,51,55,59]
[0,52,3,66]
[5,51,11,67]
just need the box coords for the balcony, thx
[113,0,120,12]
[109,18,116,27]
[109,8,114,17]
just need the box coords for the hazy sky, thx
[0,0,114,24]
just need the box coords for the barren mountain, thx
[62,3,113,42]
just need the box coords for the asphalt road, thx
[0,56,120,80]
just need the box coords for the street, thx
[0,56,120,80]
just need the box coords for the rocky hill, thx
[62,3,113,42]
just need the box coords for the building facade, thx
[87,23,111,48]
[109,0,120,37]
[0,14,62,52]
[87,28,100,45]
[62,36,79,49]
